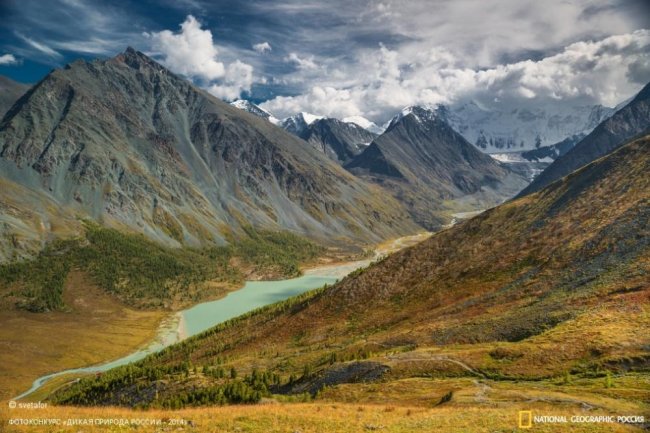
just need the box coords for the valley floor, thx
[0,232,431,403]
[0,271,165,401]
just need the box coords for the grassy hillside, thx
[48,136,649,417]
[0,222,323,311]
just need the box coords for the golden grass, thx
[0,271,165,400]
[378,296,650,380]
[0,399,643,432]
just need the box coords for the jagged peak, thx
[112,47,165,72]
[386,105,438,129]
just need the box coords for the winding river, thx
[13,233,432,401]
[13,239,419,401]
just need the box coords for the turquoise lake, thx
[13,261,367,400]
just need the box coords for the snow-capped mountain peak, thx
[385,105,438,129]
[280,112,325,136]
[300,112,324,125]
[435,101,616,153]
[230,99,280,124]
[342,116,384,134]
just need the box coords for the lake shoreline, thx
[13,232,431,401]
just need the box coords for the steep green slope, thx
[52,135,649,409]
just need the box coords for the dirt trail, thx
[386,353,483,377]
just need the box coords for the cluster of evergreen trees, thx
[51,359,287,409]
[0,222,323,311]
[159,368,282,409]
[233,225,324,277]
[0,240,73,312]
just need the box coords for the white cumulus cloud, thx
[261,29,650,122]
[208,60,254,100]
[147,15,255,100]
[285,52,318,70]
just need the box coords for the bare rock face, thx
[299,118,377,164]
[345,108,529,229]
[0,48,418,257]
[0,75,28,118]
[519,81,650,196]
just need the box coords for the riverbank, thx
[302,232,432,278]
[0,271,165,401]
[9,232,431,402]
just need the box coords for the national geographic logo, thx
[517,410,645,428]
[518,411,532,429]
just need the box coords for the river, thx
[13,232,430,400]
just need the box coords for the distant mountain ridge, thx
[0,48,418,260]
[234,108,379,165]
[437,101,616,153]
[299,118,377,164]
[519,81,650,196]
[345,107,528,228]
[231,99,624,164]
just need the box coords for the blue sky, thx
[1,0,649,121]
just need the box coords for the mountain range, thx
[230,98,622,159]
[345,106,528,228]
[230,102,531,228]
[3,48,564,261]
[1,49,646,262]
[51,127,650,409]
[0,48,418,260]
[436,101,617,152]
[267,111,380,165]
[519,81,650,196]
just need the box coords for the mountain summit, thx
[345,109,528,228]
[229,99,279,124]
[0,48,418,258]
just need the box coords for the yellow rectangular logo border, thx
[519,410,532,429]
